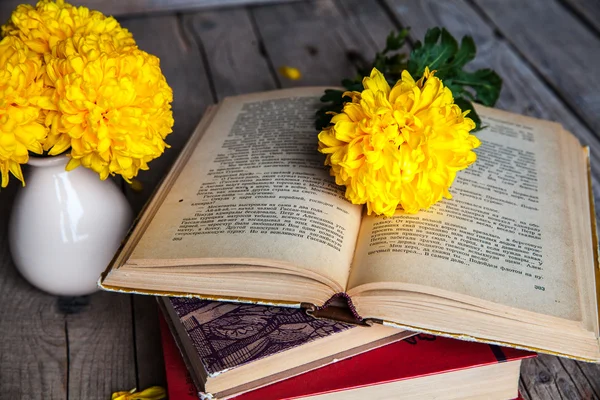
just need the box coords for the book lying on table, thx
[159,310,533,400]
[100,87,600,362]
[158,296,411,399]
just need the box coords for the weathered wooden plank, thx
[251,0,386,87]
[66,293,136,399]
[182,7,279,98]
[519,375,533,400]
[520,355,595,400]
[556,357,600,399]
[132,296,166,390]
[576,360,600,399]
[0,0,301,23]
[0,183,67,399]
[334,0,401,56]
[561,0,600,36]
[120,15,214,213]
[474,0,600,136]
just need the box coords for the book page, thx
[348,106,582,320]
[130,88,362,289]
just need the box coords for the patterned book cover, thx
[169,297,353,376]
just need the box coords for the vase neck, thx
[28,155,69,168]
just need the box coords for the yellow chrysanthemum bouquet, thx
[0,0,173,188]
[317,29,501,216]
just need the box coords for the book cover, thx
[168,297,354,376]
[161,312,199,400]
[159,312,534,400]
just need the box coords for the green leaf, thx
[315,27,502,131]
[452,36,476,70]
[408,27,502,110]
[423,27,441,47]
[320,89,345,103]
[316,89,351,130]
[452,69,502,106]
[383,29,410,54]
[341,80,363,92]
[315,103,344,130]
[408,28,459,77]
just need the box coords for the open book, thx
[100,88,600,362]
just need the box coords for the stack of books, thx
[159,296,532,399]
[98,88,600,398]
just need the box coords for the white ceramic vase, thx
[8,155,133,296]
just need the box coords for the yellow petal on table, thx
[278,66,301,80]
[111,386,166,400]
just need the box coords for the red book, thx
[161,312,199,400]
[160,314,533,400]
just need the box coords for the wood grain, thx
[251,0,386,88]
[473,0,600,136]
[574,360,600,397]
[520,355,596,400]
[561,0,600,35]
[334,0,402,54]
[555,357,600,399]
[132,296,166,390]
[0,0,301,23]
[0,183,67,399]
[182,7,279,98]
[66,293,136,399]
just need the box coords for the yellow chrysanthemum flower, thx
[40,37,173,181]
[2,0,136,56]
[0,36,47,187]
[318,67,480,216]
[38,33,139,153]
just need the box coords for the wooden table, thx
[1,0,599,398]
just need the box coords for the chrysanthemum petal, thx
[44,39,173,181]
[0,36,47,186]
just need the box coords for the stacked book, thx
[159,296,533,399]
[98,88,600,398]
